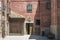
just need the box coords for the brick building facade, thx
[0,0,60,40]
[9,0,51,35]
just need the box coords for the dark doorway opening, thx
[26,23,33,35]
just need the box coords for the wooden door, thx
[26,23,33,34]
[10,22,18,33]
[30,23,33,34]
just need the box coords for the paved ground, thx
[0,35,51,40]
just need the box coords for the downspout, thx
[1,0,5,38]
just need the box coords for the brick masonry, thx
[1,0,60,39]
[10,0,51,34]
[57,0,60,40]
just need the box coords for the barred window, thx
[27,4,32,12]
[2,12,5,16]
[36,20,40,25]
[46,2,51,10]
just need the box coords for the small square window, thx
[46,2,51,10]
[27,4,32,13]
[2,12,5,16]
[36,20,40,25]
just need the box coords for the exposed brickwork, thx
[57,0,60,40]
[57,0,60,25]
[10,0,51,34]
[10,0,51,27]
[10,2,38,21]
[40,0,51,27]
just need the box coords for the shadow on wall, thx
[29,0,53,40]
[34,0,40,35]
[33,0,51,35]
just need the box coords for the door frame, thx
[26,23,33,35]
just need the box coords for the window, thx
[36,20,40,25]
[46,2,51,10]
[27,4,32,12]
[2,12,5,16]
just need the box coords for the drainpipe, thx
[1,0,5,38]
[6,0,10,35]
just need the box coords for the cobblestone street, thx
[0,35,50,40]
